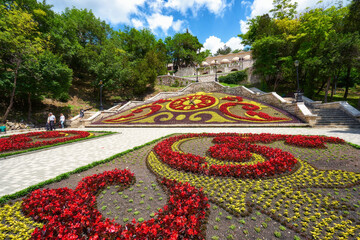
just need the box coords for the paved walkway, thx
[1,127,359,197]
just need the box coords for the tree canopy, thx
[0,1,169,121]
[239,0,360,102]
[214,45,232,56]
[165,32,206,70]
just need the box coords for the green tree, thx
[0,4,46,122]
[239,14,279,46]
[92,27,167,100]
[119,28,167,97]
[270,0,298,20]
[295,7,348,99]
[165,32,204,71]
[17,51,72,121]
[252,36,287,91]
[214,45,232,56]
[51,8,112,85]
[345,0,360,33]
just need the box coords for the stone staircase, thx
[311,108,360,128]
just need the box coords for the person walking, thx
[79,109,85,119]
[48,112,56,131]
[59,113,65,129]
[46,113,51,131]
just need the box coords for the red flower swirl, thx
[219,96,288,122]
[154,133,345,179]
[22,170,209,239]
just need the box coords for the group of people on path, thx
[46,113,65,131]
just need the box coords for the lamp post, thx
[99,80,104,111]
[196,66,199,82]
[214,60,218,82]
[294,60,302,102]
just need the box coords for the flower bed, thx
[0,131,91,153]
[148,133,360,239]
[21,169,209,239]
[95,92,301,125]
[154,133,344,179]
[1,132,359,240]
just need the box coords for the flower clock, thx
[148,133,360,239]
[21,169,209,239]
[167,94,218,111]
[0,131,91,153]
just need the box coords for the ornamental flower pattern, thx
[95,92,300,125]
[147,133,360,239]
[21,169,209,239]
[153,133,309,179]
[1,132,358,240]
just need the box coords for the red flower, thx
[22,170,209,239]
[0,131,90,153]
[154,133,345,179]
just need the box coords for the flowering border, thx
[0,131,90,153]
[0,131,114,158]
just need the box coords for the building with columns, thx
[171,51,253,77]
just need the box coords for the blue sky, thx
[47,0,349,54]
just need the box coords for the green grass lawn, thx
[219,82,241,88]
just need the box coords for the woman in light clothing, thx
[59,113,65,129]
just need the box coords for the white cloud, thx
[203,36,223,54]
[248,0,273,18]
[131,19,144,29]
[146,13,184,34]
[47,0,146,24]
[226,37,244,51]
[164,0,229,16]
[172,20,184,32]
[241,1,251,6]
[203,36,244,54]
[239,20,249,34]
[149,0,165,13]
[147,13,173,33]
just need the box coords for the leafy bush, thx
[219,70,247,84]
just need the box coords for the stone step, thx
[312,107,360,127]
[314,112,349,116]
[316,124,360,128]
[316,121,360,125]
[315,121,360,124]
[317,116,354,120]
[317,116,355,121]
[317,120,360,124]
